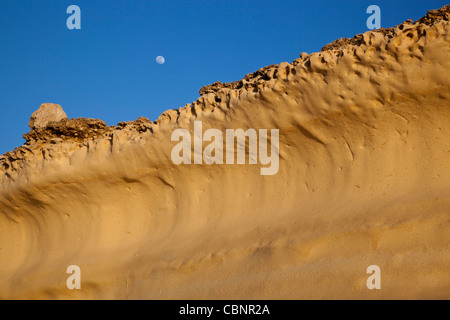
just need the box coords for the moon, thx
[156,56,165,65]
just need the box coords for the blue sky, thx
[0,0,447,153]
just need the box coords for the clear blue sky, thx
[0,0,447,154]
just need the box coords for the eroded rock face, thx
[1,5,450,300]
[28,103,68,130]
[23,117,111,143]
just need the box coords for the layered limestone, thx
[0,6,449,299]
[28,103,69,130]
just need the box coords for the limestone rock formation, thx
[28,103,68,130]
[0,5,449,299]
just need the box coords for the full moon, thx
[156,56,165,64]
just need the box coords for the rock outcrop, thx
[28,103,68,130]
[0,6,449,299]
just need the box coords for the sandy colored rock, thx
[28,103,68,130]
[0,6,449,300]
